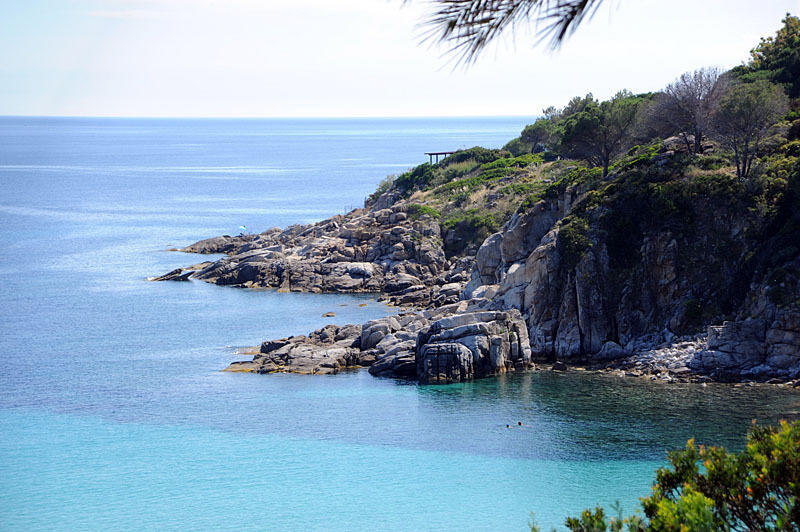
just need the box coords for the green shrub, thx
[543,166,603,201]
[694,153,732,171]
[441,209,500,257]
[499,181,548,198]
[480,153,544,171]
[434,167,513,198]
[554,420,800,531]
[557,216,593,270]
[395,163,435,193]
[367,174,396,202]
[515,166,602,214]
[612,142,663,173]
[439,146,505,166]
[503,137,534,156]
[782,139,800,157]
[442,160,480,181]
[405,203,441,220]
[559,505,644,532]
[518,194,544,213]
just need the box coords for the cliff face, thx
[466,151,800,380]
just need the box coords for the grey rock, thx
[148,268,193,282]
[415,309,533,384]
[417,342,474,384]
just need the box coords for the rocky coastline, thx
[154,145,800,386]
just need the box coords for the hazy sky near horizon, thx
[1,0,798,118]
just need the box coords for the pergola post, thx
[424,151,456,166]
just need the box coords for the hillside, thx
[156,15,800,384]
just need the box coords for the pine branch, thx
[413,0,604,65]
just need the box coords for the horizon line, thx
[0,113,535,120]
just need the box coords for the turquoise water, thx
[1,117,799,531]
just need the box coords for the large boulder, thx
[500,201,560,264]
[415,310,533,384]
[417,343,474,384]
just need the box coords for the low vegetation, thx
[529,420,800,531]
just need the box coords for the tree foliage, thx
[745,14,800,98]
[521,116,560,153]
[560,91,642,177]
[562,93,596,118]
[712,80,789,179]
[553,420,800,531]
[646,67,726,154]
[415,0,605,64]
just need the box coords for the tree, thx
[416,0,605,64]
[560,91,641,177]
[521,116,559,152]
[648,67,726,154]
[746,14,800,98]
[542,105,562,122]
[562,93,595,118]
[553,420,800,531]
[712,80,789,179]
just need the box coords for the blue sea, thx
[1,116,799,531]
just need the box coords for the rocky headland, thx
[154,136,800,385]
[153,201,472,308]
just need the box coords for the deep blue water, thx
[1,116,799,531]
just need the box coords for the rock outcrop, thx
[180,234,258,254]
[416,310,533,384]
[462,156,800,381]
[148,268,193,282]
[226,304,535,383]
[226,323,365,375]
[156,204,451,308]
[689,304,800,382]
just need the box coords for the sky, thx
[1,0,798,118]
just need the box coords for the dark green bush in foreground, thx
[531,420,800,531]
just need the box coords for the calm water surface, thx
[1,117,799,531]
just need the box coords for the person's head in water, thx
[506,424,510,428]
[518,421,522,426]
